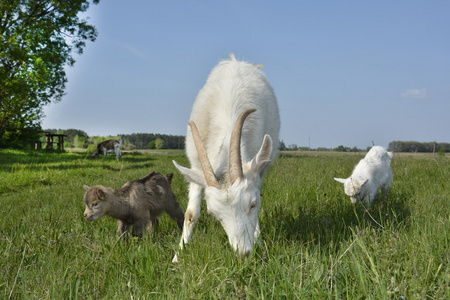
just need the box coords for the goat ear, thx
[356,179,369,187]
[96,189,106,200]
[165,173,173,184]
[173,160,207,187]
[334,178,347,184]
[83,185,91,191]
[252,135,273,174]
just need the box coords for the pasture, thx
[1,149,448,299]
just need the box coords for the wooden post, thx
[46,134,53,149]
[57,135,65,150]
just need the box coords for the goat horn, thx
[229,108,256,185]
[188,120,220,189]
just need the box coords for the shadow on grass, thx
[261,191,411,254]
[0,149,158,172]
[368,190,412,230]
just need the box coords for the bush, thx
[155,138,165,149]
[86,144,96,155]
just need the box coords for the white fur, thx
[173,54,280,260]
[334,146,393,206]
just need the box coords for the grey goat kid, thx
[91,139,122,159]
[83,172,184,238]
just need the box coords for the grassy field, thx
[1,149,448,299]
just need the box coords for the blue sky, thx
[42,1,450,149]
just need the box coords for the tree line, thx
[281,140,449,153]
[388,141,449,153]
[280,140,368,152]
[12,127,450,154]
[43,129,185,150]
[120,133,185,150]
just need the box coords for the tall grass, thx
[1,149,448,298]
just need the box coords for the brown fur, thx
[91,139,121,159]
[83,172,184,238]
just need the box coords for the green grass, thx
[1,149,449,299]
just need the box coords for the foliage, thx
[0,0,99,147]
[86,143,96,154]
[0,127,41,148]
[38,128,89,148]
[154,138,164,149]
[389,141,450,153]
[75,135,87,148]
[45,128,88,143]
[120,132,185,150]
[42,129,186,150]
[148,140,155,149]
[333,145,362,152]
[283,143,361,152]
[0,150,448,298]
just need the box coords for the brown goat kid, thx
[83,172,184,238]
[91,139,122,159]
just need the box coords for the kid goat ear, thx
[96,189,105,200]
[334,178,346,184]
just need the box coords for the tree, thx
[0,0,100,147]
[73,134,79,148]
[155,138,165,149]
[388,140,450,153]
[120,133,185,149]
[334,145,346,152]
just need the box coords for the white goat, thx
[334,146,393,206]
[173,54,280,260]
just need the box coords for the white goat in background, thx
[334,146,393,206]
[173,54,280,261]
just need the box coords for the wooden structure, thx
[35,132,67,150]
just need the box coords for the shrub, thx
[155,138,165,149]
[86,144,96,154]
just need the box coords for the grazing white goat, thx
[91,139,122,159]
[173,54,280,260]
[334,146,393,206]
